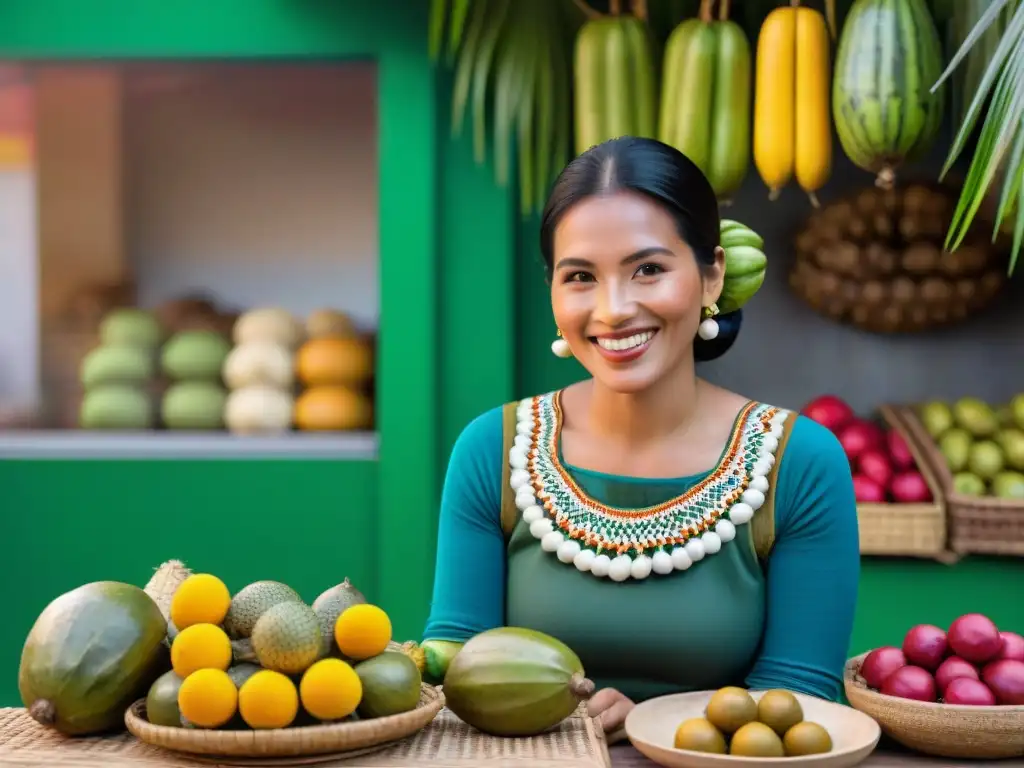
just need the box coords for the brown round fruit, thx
[783,721,833,756]
[673,717,727,754]
[729,721,785,757]
[705,686,757,735]
[757,689,804,736]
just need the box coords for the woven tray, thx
[896,406,1024,557]
[856,406,954,563]
[0,701,610,768]
[844,653,1024,760]
[125,685,443,760]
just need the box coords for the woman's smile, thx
[590,328,658,364]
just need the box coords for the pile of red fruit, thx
[860,613,1024,706]
[801,395,932,504]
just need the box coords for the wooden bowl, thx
[844,653,1024,759]
[124,683,444,762]
[625,689,880,768]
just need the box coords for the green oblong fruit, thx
[832,0,944,184]
[224,580,303,639]
[145,670,184,727]
[718,271,766,315]
[574,16,657,154]
[19,581,169,735]
[442,627,595,737]
[312,577,367,658]
[355,651,423,718]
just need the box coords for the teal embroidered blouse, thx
[423,395,860,703]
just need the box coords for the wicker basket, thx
[844,653,1024,759]
[856,406,954,562]
[896,406,1024,557]
[124,684,444,760]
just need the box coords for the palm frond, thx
[933,0,1024,274]
[428,0,580,216]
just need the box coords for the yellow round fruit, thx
[300,658,363,721]
[238,670,300,729]
[170,573,231,629]
[334,604,392,660]
[177,668,238,728]
[171,623,232,677]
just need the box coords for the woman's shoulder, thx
[762,404,855,529]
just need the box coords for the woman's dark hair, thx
[539,136,740,362]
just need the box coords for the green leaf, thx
[940,1,1024,272]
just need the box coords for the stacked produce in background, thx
[915,396,1024,499]
[18,562,425,736]
[802,395,933,505]
[858,613,1024,705]
[832,0,945,190]
[74,302,375,434]
[160,330,232,431]
[294,310,375,432]
[789,182,1006,334]
[222,308,304,435]
[78,308,162,430]
[752,2,831,204]
[658,0,751,202]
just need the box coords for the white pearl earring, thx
[697,304,720,341]
[551,329,573,358]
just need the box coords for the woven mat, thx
[0,705,611,768]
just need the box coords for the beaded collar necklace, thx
[508,391,790,582]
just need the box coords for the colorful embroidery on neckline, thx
[507,392,790,582]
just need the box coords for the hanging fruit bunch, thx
[574,0,658,155]
[788,182,1007,335]
[658,0,752,203]
[832,0,945,190]
[753,0,833,205]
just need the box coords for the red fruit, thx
[853,475,887,503]
[859,449,894,489]
[935,656,980,692]
[903,624,949,671]
[881,665,937,702]
[886,430,916,470]
[981,659,1024,705]
[943,677,997,706]
[861,646,907,689]
[997,632,1024,662]
[802,395,855,433]
[837,420,885,462]
[890,471,933,503]
[948,614,1003,664]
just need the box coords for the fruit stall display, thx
[14,560,605,760]
[789,182,1008,335]
[801,394,951,562]
[897,395,1024,557]
[77,304,374,434]
[16,556,1024,762]
[19,562,426,744]
[846,612,1024,759]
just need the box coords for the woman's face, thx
[550,191,724,394]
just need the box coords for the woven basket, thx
[855,406,954,562]
[844,653,1024,759]
[124,684,444,760]
[896,406,1024,556]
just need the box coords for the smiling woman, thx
[422,137,860,738]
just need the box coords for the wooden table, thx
[610,743,1024,767]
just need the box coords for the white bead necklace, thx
[509,392,789,582]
